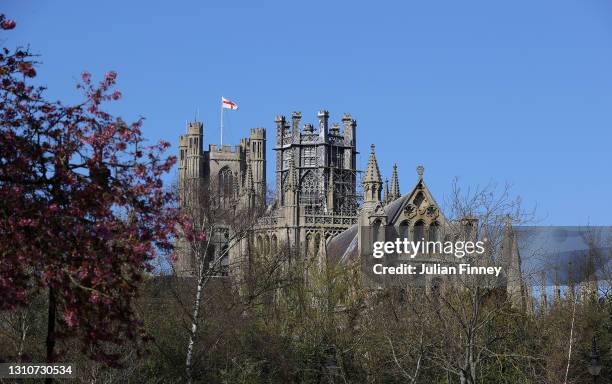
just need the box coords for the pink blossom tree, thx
[0,14,178,367]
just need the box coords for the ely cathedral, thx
[174,109,524,307]
[175,110,363,275]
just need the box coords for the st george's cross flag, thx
[222,97,238,110]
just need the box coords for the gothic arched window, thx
[372,219,383,243]
[264,235,271,255]
[271,235,278,254]
[413,192,424,208]
[299,171,318,205]
[413,220,425,242]
[399,220,410,240]
[429,221,439,242]
[218,167,233,204]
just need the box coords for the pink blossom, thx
[63,309,78,327]
[90,291,100,304]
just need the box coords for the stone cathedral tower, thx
[178,122,266,206]
[176,120,266,275]
[241,110,360,260]
[176,110,359,273]
[274,111,358,216]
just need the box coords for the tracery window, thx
[413,220,425,241]
[372,219,383,242]
[299,171,319,205]
[413,192,424,208]
[429,221,439,242]
[399,220,410,240]
[329,148,344,169]
[218,166,233,205]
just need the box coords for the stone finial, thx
[389,163,400,201]
[416,165,424,179]
[384,178,390,203]
[303,123,314,134]
[330,123,340,135]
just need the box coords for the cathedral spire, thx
[364,144,382,184]
[389,163,400,201]
[363,144,382,211]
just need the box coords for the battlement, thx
[274,111,356,143]
[250,127,266,139]
[208,143,242,153]
[187,121,203,135]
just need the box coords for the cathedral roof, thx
[327,224,359,263]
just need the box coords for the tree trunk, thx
[185,269,205,384]
[45,286,57,384]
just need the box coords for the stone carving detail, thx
[404,203,417,219]
[425,205,439,219]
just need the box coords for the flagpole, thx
[220,98,224,146]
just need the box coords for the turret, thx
[178,121,204,206]
[249,127,266,203]
[341,113,357,172]
[362,144,382,212]
[275,115,286,146]
[291,111,301,131]
[318,110,329,142]
[292,111,301,142]
[342,113,356,146]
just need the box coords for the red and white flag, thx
[222,96,238,110]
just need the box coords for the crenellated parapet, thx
[274,111,358,147]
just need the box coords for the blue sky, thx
[4,0,612,225]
